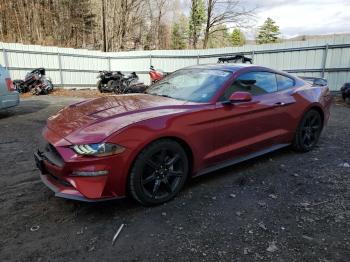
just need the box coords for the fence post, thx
[321,44,329,78]
[251,50,255,63]
[197,54,200,65]
[149,53,152,67]
[2,49,9,69]
[108,56,111,71]
[57,52,64,87]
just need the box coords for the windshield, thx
[146,69,232,102]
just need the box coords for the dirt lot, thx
[0,93,349,262]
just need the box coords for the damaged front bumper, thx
[34,148,122,202]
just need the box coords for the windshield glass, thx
[146,69,232,102]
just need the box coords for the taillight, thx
[5,78,16,92]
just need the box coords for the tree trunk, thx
[101,0,107,52]
[203,0,212,49]
[203,26,210,49]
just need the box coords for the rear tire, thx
[345,97,350,105]
[97,80,103,93]
[128,139,189,206]
[292,109,322,152]
[107,80,120,94]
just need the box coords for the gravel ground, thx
[0,94,349,262]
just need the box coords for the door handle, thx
[274,102,286,106]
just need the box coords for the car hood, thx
[46,94,194,144]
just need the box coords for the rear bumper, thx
[0,92,20,109]
[323,94,333,126]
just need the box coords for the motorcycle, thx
[97,70,124,93]
[149,65,166,84]
[217,54,253,64]
[31,78,54,95]
[13,68,53,95]
[341,83,350,105]
[115,72,147,94]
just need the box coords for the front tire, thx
[128,139,189,206]
[292,109,323,152]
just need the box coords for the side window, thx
[276,74,295,91]
[220,71,277,100]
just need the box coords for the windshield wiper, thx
[159,94,171,98]
[148,93,172,98]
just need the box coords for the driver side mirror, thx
[228,91,252,103]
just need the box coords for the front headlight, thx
[72,143,125,157]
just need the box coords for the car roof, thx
[300,76,326,81]
[183,63,256,72]
[181,63,303,83]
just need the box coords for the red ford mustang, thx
[35,64,332,205]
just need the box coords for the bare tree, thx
[155,0,168,49]
[146,0,170,50]
[101,0,107,51]
[0,0,254,51]
[203,0,254,48]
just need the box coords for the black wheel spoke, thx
[302,134,309,144]
[310,116,317,126]
[146,158,159,170]
[167,170,183,178]
[152,180,161,198]
[166,154,180,166]
[163,178,173,193]
[305,118,310,127]
[142,173,156,185]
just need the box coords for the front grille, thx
[42,143,64,168]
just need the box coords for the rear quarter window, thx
[220,71,278,101]
[276,74,295,91]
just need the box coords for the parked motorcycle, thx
[115,72,147,94]
[97,70,124,93]
[340,82,350,105]
[149,65,166,84]
[217,54,253,64]
[31,78,54,95]
[13,68,53,95]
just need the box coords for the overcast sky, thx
[245,0,350,38]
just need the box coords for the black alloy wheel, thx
[293,109,322,152]
[129,139,189,205]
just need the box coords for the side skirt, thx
[196,143,290,176]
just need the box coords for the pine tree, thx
[171,15,187,50]
[256,17,281,44]
[188,0,206,49]
[231,28,245,46]
[171,24,185,49]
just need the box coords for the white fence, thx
[1,35,350,91]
